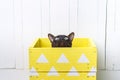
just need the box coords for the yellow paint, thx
[29,38,97,80]
[30,72,96,80]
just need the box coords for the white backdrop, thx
[22,0,106,70]
[0,0,15,68]
[1,0,119,71]
[106,0,120,70]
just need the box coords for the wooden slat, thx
[0,0,15,68]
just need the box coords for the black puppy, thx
[48,32,75,47]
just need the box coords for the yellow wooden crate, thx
[30,72,96,80]
[29,38,97,80]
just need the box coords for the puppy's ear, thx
[68,32,75,41]
[48,33,55,43]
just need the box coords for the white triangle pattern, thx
[88,72,96,76]
[57,54,69,63]
[67,66,79,76]
[88,67,96,76]
[90,67,96,72]
[30,53,96,77]
[30,67,39,76]
[48,66,59,76]
[37,54,48,63]
[78,54,89,63]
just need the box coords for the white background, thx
[0,0,120,80]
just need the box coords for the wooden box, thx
[29,38,97,80]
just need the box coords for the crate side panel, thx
[30,72,96,80]
[29,48,97,71]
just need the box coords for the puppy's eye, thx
[64,37,68,40]
[55,37,59,41]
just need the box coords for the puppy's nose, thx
[59,42,64,47]
[61,42,64,45]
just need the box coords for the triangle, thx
[37,54,48,63]
[88,67,96,76]
[88,72,96,76]
[90,67,96,72]
[48,66,59,76]
[67,66,79,76]
[78,54,89,63]
[30,67,39,76]
[57,54,69,63]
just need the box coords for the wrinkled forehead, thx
[55,35,68,39]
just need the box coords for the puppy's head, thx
[48,32,75,47]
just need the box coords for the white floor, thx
[98,70,120,80]
[0,69,120,80]
[0,69,29,80]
